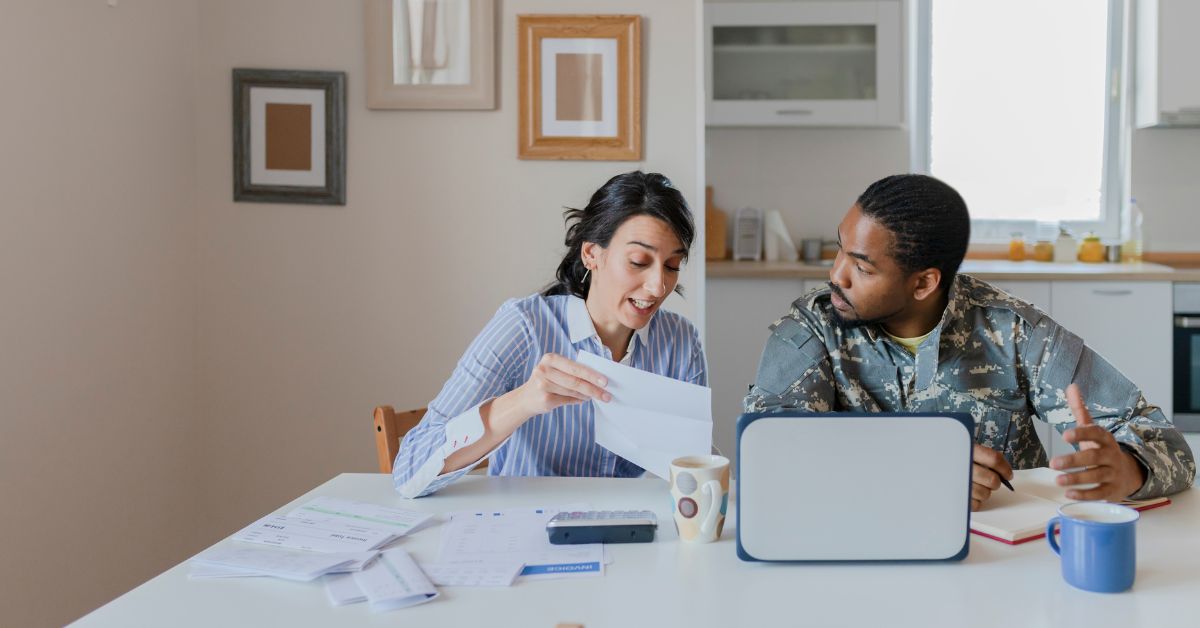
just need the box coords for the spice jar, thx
[1008,233,1026,262]
[1032,240,1054,262]
[1078,233,1105,263]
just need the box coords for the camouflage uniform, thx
[744,274,1195,499]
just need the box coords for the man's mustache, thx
[827,282,854,310]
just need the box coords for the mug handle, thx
[699,480,723,537]
[1046,516,1061,556]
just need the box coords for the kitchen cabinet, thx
[1049,281,1173,418]
[1136,0,1200,127]
[704,1,903,127]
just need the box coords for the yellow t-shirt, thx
[883,327,934,354]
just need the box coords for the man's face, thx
[827,204,912,329]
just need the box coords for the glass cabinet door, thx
[711,25,878,102]
[705,1,902,127]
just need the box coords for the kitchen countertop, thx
[707,259,1200,281]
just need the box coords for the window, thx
[911,0,1128,242]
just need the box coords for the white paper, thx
[190,551,379,579]
[188,563,268,579]
[324,573,367,606]
[286,497,434,537]
[438,508,603,581]
[419,562,524,587]
[576,351,713,479]
[191,545,358,582]
[352,548,439,612]
[233,514,395,553]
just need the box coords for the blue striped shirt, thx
[392,293,708,498]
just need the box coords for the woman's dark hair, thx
[856,174,971,293]
[543,171,695,299]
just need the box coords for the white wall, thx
[193,0,704,541]
[0,2,203,626]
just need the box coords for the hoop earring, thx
[582,268,591,284]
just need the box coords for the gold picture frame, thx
[364,0,495,110]
[518,15,642,160]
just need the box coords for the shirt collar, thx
[566,295,651,351]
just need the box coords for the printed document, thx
[190,545,363,582]
[577,350,712,479]
[350,549,439,611]
[232,514,395,553]
[418,562,524,587]
[437,507,603,580]
[285,497,433,537]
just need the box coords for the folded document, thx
[576,350,712,479]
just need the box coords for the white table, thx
[75,475,1200,628]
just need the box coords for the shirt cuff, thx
[394,402,497,499]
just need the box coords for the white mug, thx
[669,455,730,543]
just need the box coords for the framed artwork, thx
[232,69,346,205]
[364,0,496,110]
[518,15,642,161]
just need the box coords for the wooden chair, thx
[373,405,489,474]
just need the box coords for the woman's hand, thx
[445,354,612,474]
[514,353,612,417]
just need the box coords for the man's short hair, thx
[856,174,971,292]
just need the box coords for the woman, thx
[393,171,707,497]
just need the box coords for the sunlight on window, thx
[930,1,1109,222]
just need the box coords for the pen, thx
[1000,476,1014,492]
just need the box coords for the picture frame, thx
[232,68,346,205]
[363,0,496,110]
[518,15,642,161]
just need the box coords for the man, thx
[745,174,1194,509]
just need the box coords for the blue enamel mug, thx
[1046,502,1139,593]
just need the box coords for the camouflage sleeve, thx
[743,316,836,414]
[1022,319,1196,499]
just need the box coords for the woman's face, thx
[582,215,686,331]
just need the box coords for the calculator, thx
[545,510,658,545]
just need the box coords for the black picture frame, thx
[232,68,346,205]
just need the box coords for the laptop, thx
[736,411,973,562]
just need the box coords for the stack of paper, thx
[191,546,377,582]
[190,497,437,609]
[232,497,433,553]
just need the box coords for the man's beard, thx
[828,282,902,330]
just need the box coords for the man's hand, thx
[971,444,1013,511]
[1050,384,1147,501]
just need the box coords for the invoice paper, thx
[190,545,360,582]
[418,562,524,587]
[324,572,368,606]
[286,497,433,537]
[437,508,603,581]
[189,550,379,579]
[576,350,712,479]
[233,514,395,553]
[351,548,439,612]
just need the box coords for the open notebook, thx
[969,467,1171,545]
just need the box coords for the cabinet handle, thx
[1091,289,1133,296]
[775,109,813,115]
[1177,316,1200,329]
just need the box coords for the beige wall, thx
[192,0,704,543]
[0,1,202,626]
[1,1,702,625]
